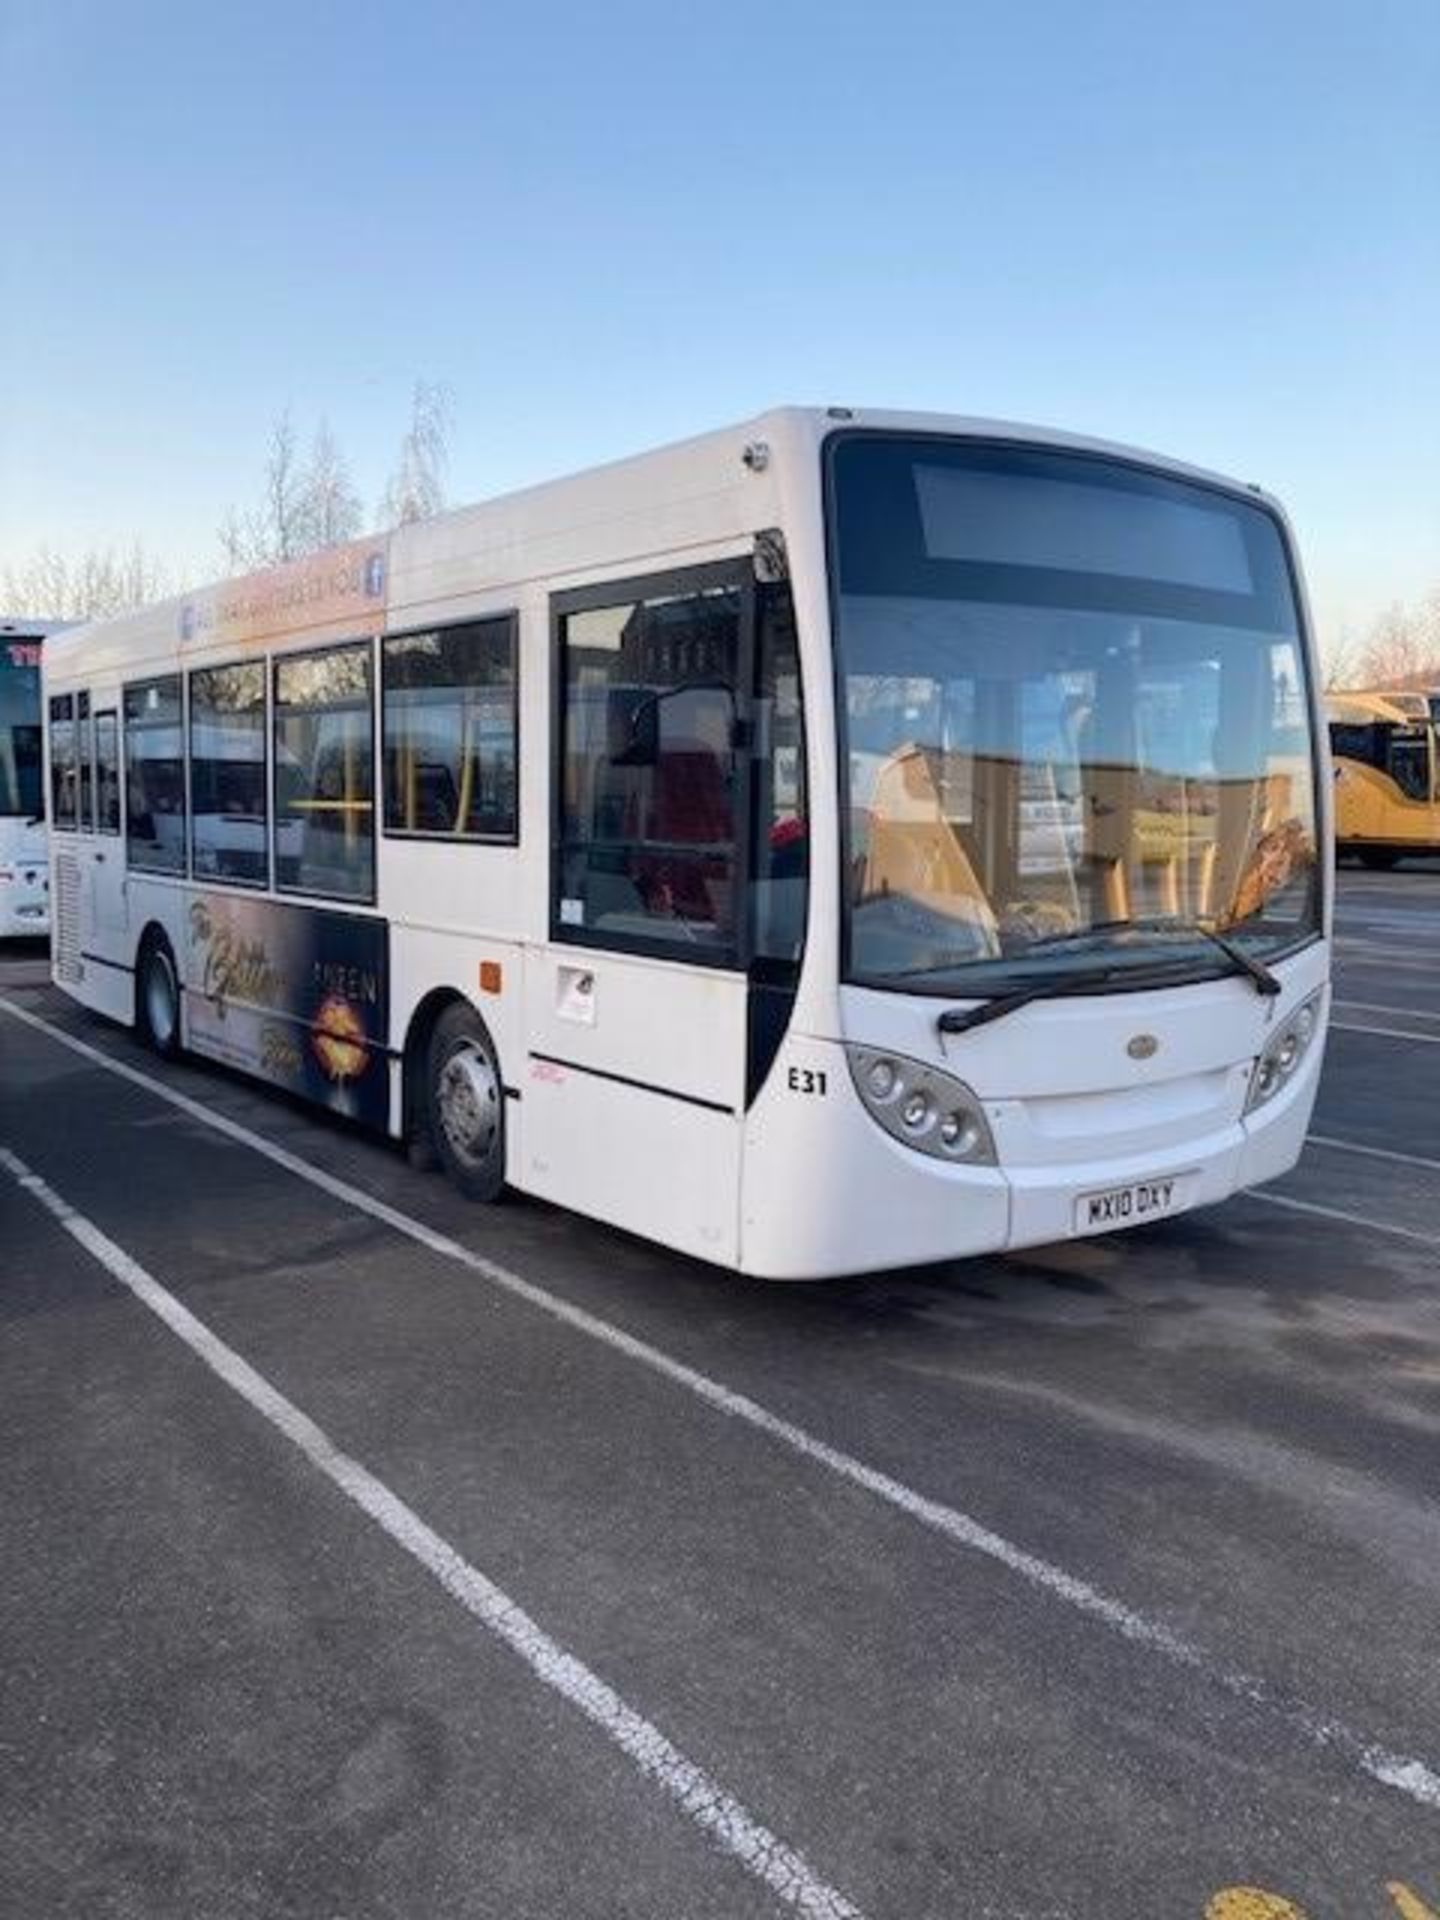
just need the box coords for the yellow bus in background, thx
[1326,688,1440,867]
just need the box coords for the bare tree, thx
[219,410,310,570]
[1321,624,1362,691]
[380,380,452,528]
[1355,598,1440,687]
[1419,586,1440,663]
[1,539,178,620]
[296,417,363,552]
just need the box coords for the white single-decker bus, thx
[44,409,1330,1278]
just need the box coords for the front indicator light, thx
[940,1110,982,1156]
[1244,990,1324,1115]
[845,1046,996,1164]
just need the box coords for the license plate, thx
[1075,1174,1189,1234]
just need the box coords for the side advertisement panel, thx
[184,892,390,1129]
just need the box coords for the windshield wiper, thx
[937,961,1168,1036]
[1019,915,1281,999]
[938,921,1281,1038]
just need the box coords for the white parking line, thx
[4,992,1440,1815]
[0,1144,864,1920]
[1333,945,1440,973]
[1245,1190,1438,1246]
[1334,1000,1440,1022]
[1331,1020,1440,1046]
[1308,1134,1440,1176]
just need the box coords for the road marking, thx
[1246,1190,1439,1247]
[1334,1000,1440,1022]
[4,993,1440,1814]
[1333,947,1440,974]
[0,1143,864,1920]
[1205,1893,1307,1920]
[1308,1133,1440,1176]
[1332,1020,1440,1046]
[1207,1883,1440,1919]
[1389,1885,1440,1920]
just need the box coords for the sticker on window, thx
[559,897,585,926]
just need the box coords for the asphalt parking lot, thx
[2,865,1438,1920]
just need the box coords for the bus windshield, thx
[0,640,44,820]
[828,437,1321,993]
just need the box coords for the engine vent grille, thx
[52,853,82,984]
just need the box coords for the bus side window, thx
[95,712,121,834]
[382,616,518,841]
[274,642,375,903]
[190,661,268,885]
[1329,722,1382,769]
[1387,734,1430,803]
[48,693,77,830]
[77,690,93,831]
[124,675,186,874]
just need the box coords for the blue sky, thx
[1,0,1436,658]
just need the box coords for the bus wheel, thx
[137,934,181,1059]
[1359,848,1399,870]
[426,1004,505,1202]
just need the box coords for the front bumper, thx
[739,1030,1322,1280]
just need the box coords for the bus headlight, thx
[1244,991,1324,1115]
[845,1046,997,1165]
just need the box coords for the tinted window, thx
[834,436,1297,632]
[557,570,742,956]
[1388,735,1431,803]
[48,693,77,829]
[95,712,121,834]
[190,662,268,885]
[914,462,1254,592]
[124,676,186,873]
[275,642,374,901]
[1329,722,1383,769]
[383,617,517,839]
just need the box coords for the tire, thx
[1359,848,1399,870]
[424,1003,505,1203]
[137,934,181,1059]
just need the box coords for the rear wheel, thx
[425,1003,505,1202]
[137,935,181,1059]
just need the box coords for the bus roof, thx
[1326,688,1432,725]
[41,405,1289,681]
[0,616,75,638]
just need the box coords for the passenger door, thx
[523,559,754,1264]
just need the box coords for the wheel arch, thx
[401,986,496,1143]
[133,919,176,1019]
[133,919,182,1055]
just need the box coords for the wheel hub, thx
[437,1045,498,1163]
[147,957,176,1046]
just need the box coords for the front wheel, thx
[425,1004,506,1202]
[137,936,181,1059]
